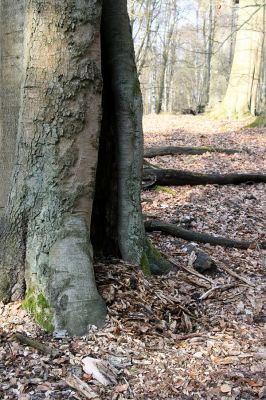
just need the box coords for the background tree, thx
[220,0,265,117]
[129,0,237,114]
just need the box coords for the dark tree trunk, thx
[92,0,145,265]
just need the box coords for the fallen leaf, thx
[220,384,232,393]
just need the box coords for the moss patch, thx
[140,252,152,276]
[145,239,173,275]
[23,287,54,333]
[154,186,176,196]
[246,115,266,128]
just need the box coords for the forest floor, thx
[0,114,266,400]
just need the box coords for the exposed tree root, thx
[144,145,242,158]
[145,219,266,249]
[143,168,266,187]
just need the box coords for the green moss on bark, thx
[247,115,266,127]
[144,239,173,275]
[140,252,152,275]
[22,287,54,333]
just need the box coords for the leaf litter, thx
[0,114,265,399]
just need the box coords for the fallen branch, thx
[199,283,236,300]
[11,333,57,356]
[144,145,242,158]
[143,168,266,187]
[218,264,255,287]
[162,253,214,285]
[145,219,265,250]
[184,244,217,274]
[64,375,101,399]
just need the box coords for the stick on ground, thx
[144,145,242,158]
[145,219,265,250]
[143,168,266,187]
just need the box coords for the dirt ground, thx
[0,114,265,399]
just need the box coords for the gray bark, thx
[0,0,151,336]
[92,0,145,265]
[0,0,25,212]
[0,0,106,335]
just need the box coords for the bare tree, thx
[221,0,265,117]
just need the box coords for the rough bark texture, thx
[143,168,266,187]
[92,0,145,265]
[145,220,266,250]
[221,0,264,117]
[144,146,242,158]
[0,0,25,212]
[0,1,106,335]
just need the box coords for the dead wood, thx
[143,168,266,187]
[218,264,255,286]
[11,333,57,356]
[162,253,214,285]
[144,145,242,158]
[184,244,217,274]
[145,219,266,250]
[199,284,236,300]
[64,375,101,399]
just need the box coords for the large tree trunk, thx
[0,1,108,336]
[0,0,25,212]
[0,0,152,336]
[221,0,264,117]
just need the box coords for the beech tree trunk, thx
[0,0,147,336]
[221,0,264,117]
[92,0,145,265]
[0,0,25,212]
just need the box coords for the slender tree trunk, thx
[221,0,264,117]
[155,1,177,114]
[204,0,214,107]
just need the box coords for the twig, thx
[155,290,195,318]
[199,283,236,300]
[165,254,214,285]
[64,375,101,399]
[218,264,255,287]
[175,332,207,342]
[183,275,210,289]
